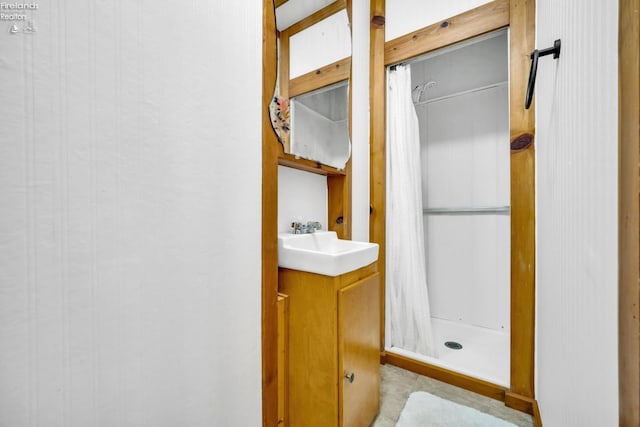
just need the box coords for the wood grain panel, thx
[619,0,640,425]
[504,391,535,415]
[339,274,380,427]
[277,154,347,176]
[328,168,352,239]
[280,30,290,101]
[369,0,386,353]
[278,264,378,426]
[508,0,536,404]
[277,294,289,426]
[262,1,280,425]
[278,269,340,427]
[533,398,543,427]
[288,57,351,98]
[384,0,509,66]
[328,36,353,240]
[280,0,347,35]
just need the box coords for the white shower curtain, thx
[386,65,436,357]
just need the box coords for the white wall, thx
[275,0,334,31]
[350,0,371,242]
[278,166,328,233]
[289,9,351,79]
[535,0,619,425]
[419,86,510,332]
[385,0,492,41]
[412,33,510,332]
[0,1,262,426]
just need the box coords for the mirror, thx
[290,80,350,169]
[271,0,352,170]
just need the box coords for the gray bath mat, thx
[396,391,518,427]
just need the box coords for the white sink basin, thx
[278,231,379,277]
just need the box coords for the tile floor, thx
[372,364,534,427]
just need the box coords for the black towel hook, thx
[525,39,561,109]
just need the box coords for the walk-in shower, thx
[385,30,510,387]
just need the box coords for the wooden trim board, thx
[385,352,507,401]
[262,1,280,425]
[288,57,351,98]
[533,398,543,427]
[384,0,510,66]
[385,352,541,417]
[277,155,347,176]
[619,0,640,425]
[508,0,536,404]
[279,0,346,35]
[369,0,386,353]
[328,165,352,239]
[277,294,289,426]
[279,30,290,101]
[504,391,535,415]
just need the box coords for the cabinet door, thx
[338,273,380,427]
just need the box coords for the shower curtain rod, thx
[413,81,507,107]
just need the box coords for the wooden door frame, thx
[369,0,537,414]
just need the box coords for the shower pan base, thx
[386,317,509,387]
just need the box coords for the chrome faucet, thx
[291,221,322,234]
[291,222,305,234]
[307,221,322,233]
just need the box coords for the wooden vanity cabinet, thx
[279,263,380,427]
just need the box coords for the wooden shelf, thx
[278,153,347,176]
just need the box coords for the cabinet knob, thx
[344,371,355,383]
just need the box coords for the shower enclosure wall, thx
[386,31,511,387]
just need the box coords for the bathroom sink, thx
[278,231,379,277]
